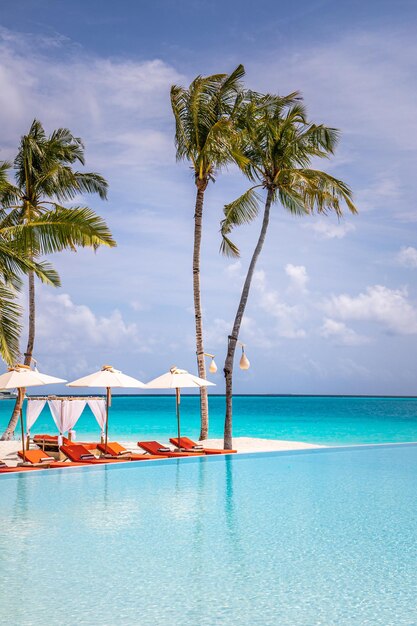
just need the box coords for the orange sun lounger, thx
[97,441,165,460]
[0,466,42,473]
[170,437,237,454]
[34,434,97,451]
[61,444,127,464]
[138,441,204,458]
[34,434,72,446]
[0,459,44,473]
[18,449,85,468]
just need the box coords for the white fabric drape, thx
[48,399,86,435]
[26,399,47,434]
[87,399,107,436]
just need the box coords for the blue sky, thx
[0,0,416,394]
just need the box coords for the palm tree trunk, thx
[1,270,35,440]
[223,189,273,449]
[194,183,209,440]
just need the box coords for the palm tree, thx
[0,120,116,440]
[0,162,60,364]
[170,65,246,439]
[220,92,357,449]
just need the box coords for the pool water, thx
[1,444,416,625]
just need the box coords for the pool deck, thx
[0,437,324,466]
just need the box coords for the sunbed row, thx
[0,437,236,473]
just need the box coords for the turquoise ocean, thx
[1,394,416,444]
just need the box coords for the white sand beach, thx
[202,437,325,453]
[0,437,325,467]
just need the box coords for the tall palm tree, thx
[0,120,116,440]
[0,162,60,364]
[170,65,246,439]
[220,92,357,449]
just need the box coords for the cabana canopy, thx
[26,396,107,442]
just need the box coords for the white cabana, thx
[27,396,107,442]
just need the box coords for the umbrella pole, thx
[105,387,111,453]
[20,388,25,462]
[176,388,181,449]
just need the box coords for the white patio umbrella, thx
[67,365,146,450]
[146,366,215,449]
[0,364,66,460]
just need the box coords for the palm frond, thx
[223,89,356,220]
[0,240,60,287]
[220,186,262,256]
[219,234,241,258]
[290,169,357,216]
[31,260,61,287]
[0,282,21,365]
[8,205,116,255]
[170,66,246,178]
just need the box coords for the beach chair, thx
[34,434,96,450]
[97,441,165,460]
[170,436,237,454]
[33,434,72,451]
[0,458,45,473]
[138,441,204,458]
[17,449,84,468]
[61,444,128,464]
[0,465,42,473]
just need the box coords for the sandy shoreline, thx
[0,437,324,467]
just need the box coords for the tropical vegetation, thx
[0,120,116,440]
[220,91,357,448]
[170,65,246,440]
[0,76,358,452]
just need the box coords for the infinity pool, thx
[1,445,416,625]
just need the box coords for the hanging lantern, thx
[239,346,250,370]
[209,357,218,374]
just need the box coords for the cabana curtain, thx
[48,399,86,439]
[26,396,107,439]
[87,399,107,437]
[26,399,47,435]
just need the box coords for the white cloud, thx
[203,317,231,349]
[398,246,417,268]
[285,263,309,292]
[0,27,183,170]
[323,285,417,335]
[34,291,154,378]
[37,292,141,348]
[306,220,355,239]
[130,300,147,312]
[2,26,417,393]
[240,316,274,349]
[336,358,371,379]
[204,270,307,349]
[319,318,370,346]
[253,270,306,339]
[225,261,242,277]
[204,315,273,352]
[250,31,417,150]
[355,176,401,213]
